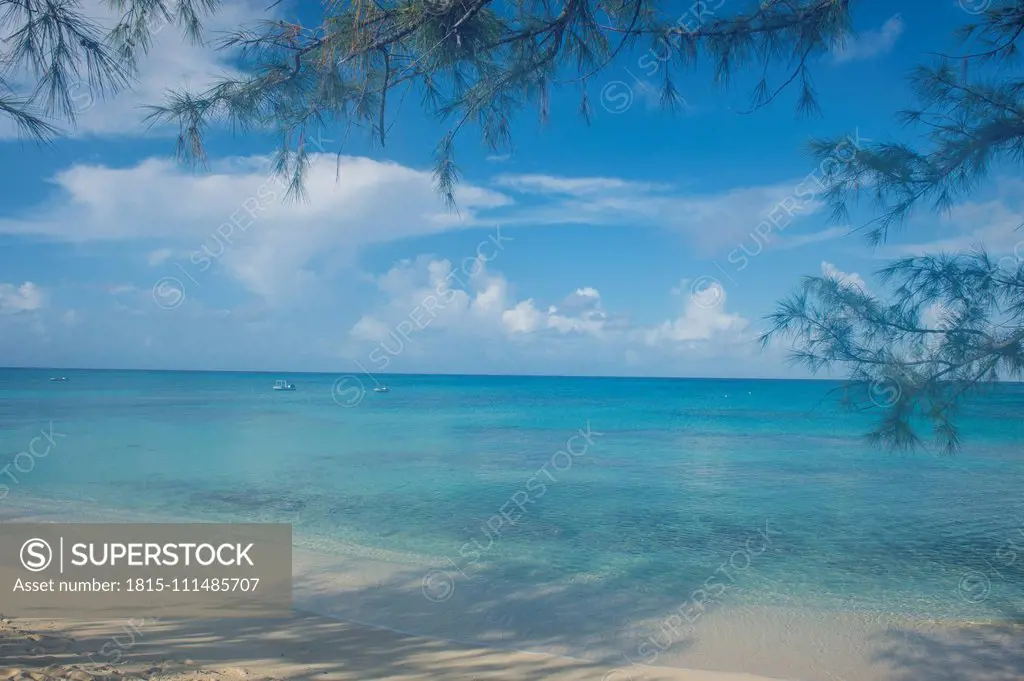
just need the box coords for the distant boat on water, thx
[373,385,390,393]
[273,380,296,391]
[49,376,68,382]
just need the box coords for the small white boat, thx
[372,385,390,393]
[49,376,68,382]
[273,380,296,391]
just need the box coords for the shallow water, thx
[1,368,1023,675]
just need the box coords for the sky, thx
[1,0,1022,378]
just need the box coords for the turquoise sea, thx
[1,368,1023,674]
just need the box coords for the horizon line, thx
[2,364,839,382]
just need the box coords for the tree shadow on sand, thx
[872,622,1024,681]
[1,573,694,681]
[4,556,1024,681]
[871,592,1024,681]
[0,553,711,681]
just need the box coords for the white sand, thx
[3,500,1023,681]
[4,605,1022,681]
[1,612,791,681]
[288,546,1024,681]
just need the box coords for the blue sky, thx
[1,0,1021,377]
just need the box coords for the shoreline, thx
[3,495,1024,680]
[5,603,1023,681]
[2,610,801,681]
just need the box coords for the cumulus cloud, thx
[346,258,752,370]
[833,15,904,64]
[561,287,602,310]
[639,280,749,345]
[350,256,519,346]
[0,152,836,379]
[0,258,787,377]
[502,300,544,334]
[502,287,613,336]
[821,261,871,294]
[357,257,626,341]
[0,155,509,304]
[0,282,44,314]
[0,150,842,313]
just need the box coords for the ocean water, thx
[1,368,1023,671]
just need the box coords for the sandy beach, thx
[1,611,794,681]
[3,500,1024,681]
[3,607,1024,681]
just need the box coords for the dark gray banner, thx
[0,523,292,618]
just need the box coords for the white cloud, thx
[0,0,275,139]
[545,287,614,335]
[493,174,666,196]
[562,287,602,308]
[921,302,950,330]
[833,15,904,64]
[821,261,870,294]
[147,248,174,266]
[502,300,543,333]
[0,282,44,314]
[348,256,508,349]
[546,308,608,334]
[346,258,752,367]
[0,155,510,304]
[776,226,850,251]
[494,172,824,254]
[0,154,835,313]
[640,280,749,345]
[350,315,395,343]
[877,190,1024,258]
[482,282,615,337]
